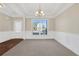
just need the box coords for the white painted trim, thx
[0,31,54,43]
[54,31,79,55]
[0,32,24,43]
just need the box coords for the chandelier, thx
[0,4,4,8]
[35,5,45,17]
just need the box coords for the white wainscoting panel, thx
[0,31,54,43]
[25,31,54,39]
[0,32,24,43]
[54,31,79,55]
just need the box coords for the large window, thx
[32,19,48,35]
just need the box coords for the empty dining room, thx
[0,3,79,56]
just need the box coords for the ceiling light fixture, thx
[0,4,4,8]
[35,4,45,17]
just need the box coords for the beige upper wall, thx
[0,13,54,32]
[25,18,32,31]
[0,13,13,31]
[9,18,55,31]
[25,18,54,31]
[55,4,79,34]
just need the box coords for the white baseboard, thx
[54,31,79,55]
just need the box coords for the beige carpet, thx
[3,39,77,56]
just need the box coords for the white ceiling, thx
[0,3,74,18]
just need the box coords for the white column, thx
[22,17,26,39]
